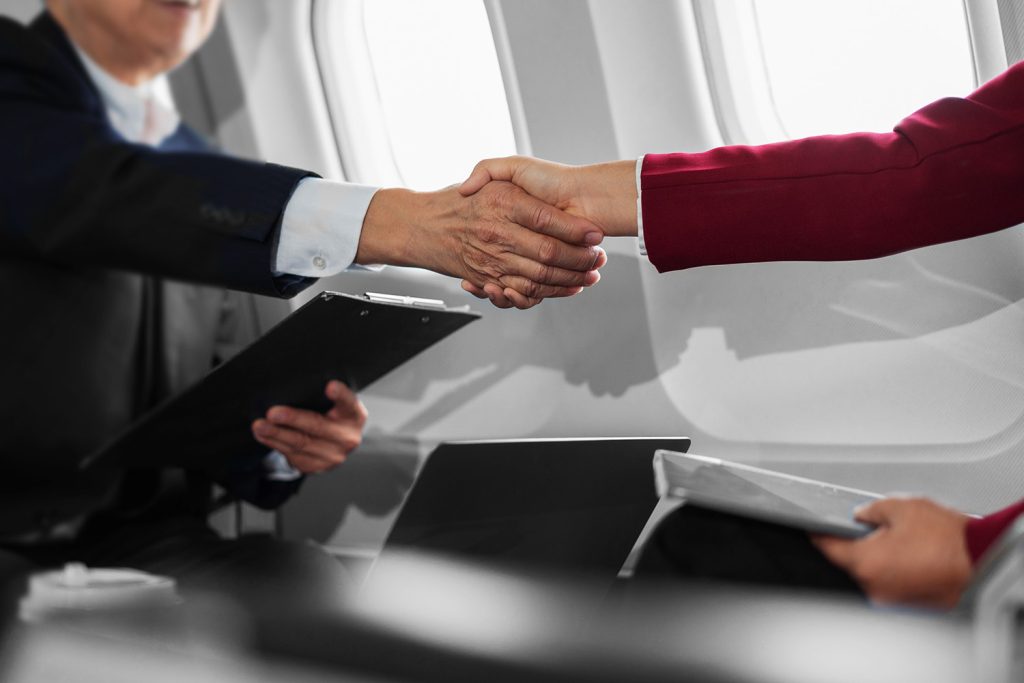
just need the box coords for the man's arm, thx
[0,19,605,304]
[0,99,318,298]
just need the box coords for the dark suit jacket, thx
[0,13,318,537]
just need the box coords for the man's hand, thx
[355,182,607,310]
[811,497,973,609]
[457,157,636,307]
[250,380,367,474]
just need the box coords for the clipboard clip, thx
[363,292,450,310]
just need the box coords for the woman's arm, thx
[463,60,1024,298]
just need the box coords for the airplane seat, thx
[1,1,40,26]
[960,516,1024,683]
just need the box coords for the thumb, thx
[459,157,519,196]
[326,381,366,421]
[853,498,902,527]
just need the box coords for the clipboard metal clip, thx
[363,292,450,310]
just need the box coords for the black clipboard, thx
[83,292,480,471]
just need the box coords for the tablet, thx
[653,451,881,538]
[83,292,479,471]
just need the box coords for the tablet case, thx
[654,450,881,538]
[83,292,479,470]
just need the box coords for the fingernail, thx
[327,382,341,399]
[268,407,288,423]
[253,420,271,436]
[585,232,603,246]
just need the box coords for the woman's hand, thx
[812,497,974,609]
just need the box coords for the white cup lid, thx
[19,563,179,622]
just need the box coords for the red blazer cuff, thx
[965,499,1024,565]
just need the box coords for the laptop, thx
[378,437,692,578]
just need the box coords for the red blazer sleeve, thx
[641,61,1024,273]
[965,499,1024,565]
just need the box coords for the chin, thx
[144,27,205,70]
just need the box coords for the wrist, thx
[355,188,420,267]
[577,160,638,237]
[355,187,461,277]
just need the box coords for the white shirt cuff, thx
[263,450,303,482]
[636,156,648,257]
[275,178,382,277]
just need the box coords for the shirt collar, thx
[71,44,181,146]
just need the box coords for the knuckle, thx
[514,278,541,299]
[473,253,503,279]
[483,184,510,211]
[537,239,559,266]
[518,299,538,310]
[343,430,362,452]
[305,416,327,438]
[572,246,596,269]
[534,263,555,285]
[476,223,503,246]
[293,430,311,451]
[531,205,553,232]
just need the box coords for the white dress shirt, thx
[635,157,648,256]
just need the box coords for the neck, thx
[47,2,161,86]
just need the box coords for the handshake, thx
[354,156,639,309]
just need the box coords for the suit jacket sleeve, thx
[640,61,1024,273]
[0,18,316,298]
[965,499,1024,565]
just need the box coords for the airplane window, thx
[703,0,975,143]
[317,0,517,190]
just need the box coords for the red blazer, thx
[641,61,1024,564]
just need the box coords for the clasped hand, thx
[357,180,611,310]
[455,156,638,308]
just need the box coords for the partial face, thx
[62,0,223,73]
